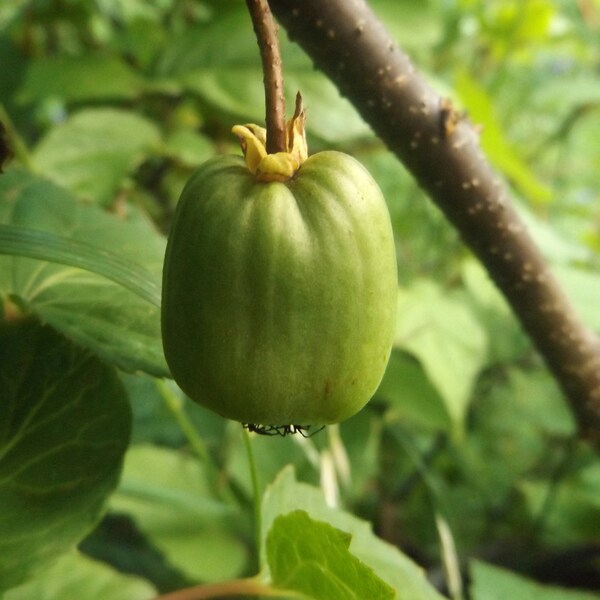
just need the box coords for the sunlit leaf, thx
[4,552,155,600]
[394,280,487,432]
[267,510,394,600]
[32,109,160,205]
[109,445,246,583]
[0,168,167,376]
[261,466,446,600]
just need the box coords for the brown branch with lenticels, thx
[269,0,600,447]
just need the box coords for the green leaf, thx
[376,351,451,431]
[531,75,600,118]
[370,0,442,55]
[18,54,144,105]
[554,264,600,332]
[439,367,576,538]
[520,461,600,546]
[262,467,446,600]
[162,128,214,168]
[267,510,395,600]
[109,445,247,583]
[470,560,600,600]
[394,280,487,432]
[157,11,370,144]
[0,224,160,308]
[461,259,529,363]
[0,320,131,594]
[454,69,552,205]
[32,109,160,205]
[0,168,167,377]
[185,68,371,144]
[504,368,576,438]
[4,552,156,600]
[515,203,590,265]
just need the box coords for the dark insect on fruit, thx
[243,423,325,438]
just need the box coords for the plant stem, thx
[156,379,210,462]
[245,0,287,153]
[153,577,299,600]
[156,379,237,506]
[242,426,263,570]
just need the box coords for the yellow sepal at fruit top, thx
[232,94,308,182]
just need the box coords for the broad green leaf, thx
[261,466,446,600]
[0,224,161,308]
[0,168,167,377]
[32,108,160,205]
[394,280,487,432]
[4,551,155,600]
[376,351,451,431]
[157,10,370,143]
[109,445,247,583]
[18,54,144,105]
[454,69,552,204]
[267,510,394,600]
[0,320,131,593]
[470,560,600,600]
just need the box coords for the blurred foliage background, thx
[1,0,600,598]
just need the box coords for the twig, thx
[243,426,263,571]
[245,0,287,153]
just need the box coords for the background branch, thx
[269,0,600,445]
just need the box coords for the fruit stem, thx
[245,0,287,154]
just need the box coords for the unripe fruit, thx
[161,115,397,426]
